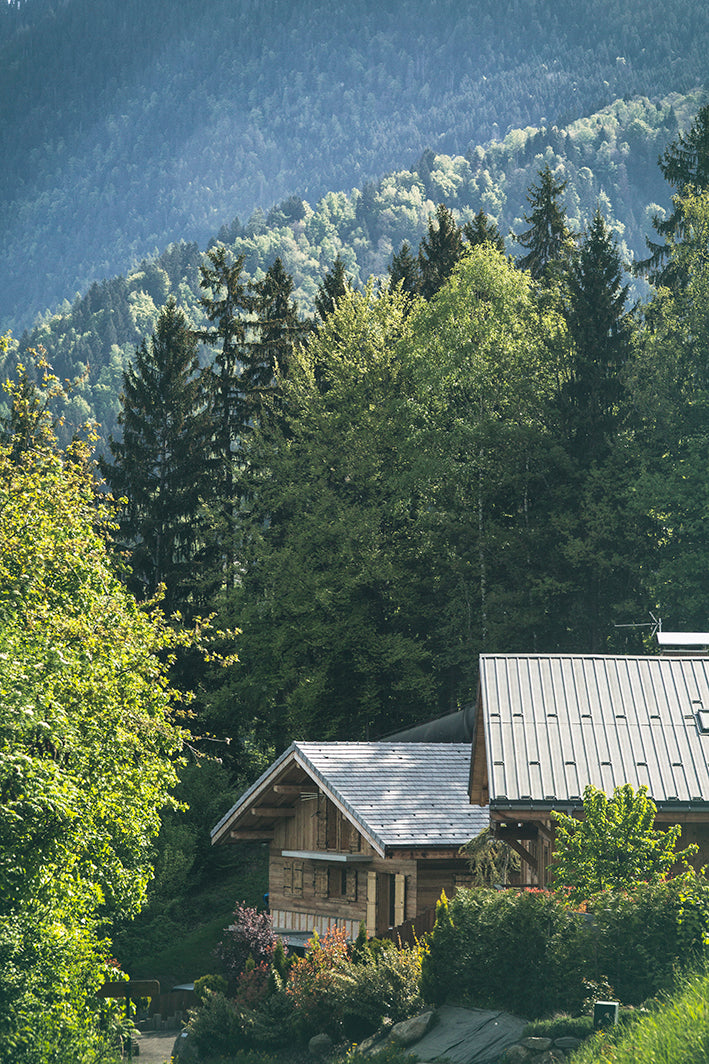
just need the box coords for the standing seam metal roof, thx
[479,654,709,808]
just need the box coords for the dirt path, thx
[133,1029,179,1063]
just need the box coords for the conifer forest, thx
[4,0,709,1058]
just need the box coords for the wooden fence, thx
[379,906,436,947]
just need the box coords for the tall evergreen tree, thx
[418,203,465,299]
[516,164,575,283]
[245,257,305,422]
[314,253,351,324]
[389,240,420,297]
[562,208,631,466]
[102,298,211,615]
[464,209,506,254]
[198,244,252,589]
[636,103,709,287]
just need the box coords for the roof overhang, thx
[210,743,388,857]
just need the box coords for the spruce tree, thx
[418,203,465,299]
[245,257,305,423]
[389,240,420,297]
[102,298,211,614]
[463,209,506,254]
[314,253,351,324]
[636,103,709,287]
[516,164,575,283]
[562,208,631,466]
[198,244,252,589]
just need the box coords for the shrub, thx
[216,903,277,987]
[194,973,228,1002]
[286,927,351,1039]
[589,875,709,1005]
[421,876,709,1019]
[235,961,272,1010]
[187,990,248,1057]
[422,887,589,1017]
[336,942,423,1039]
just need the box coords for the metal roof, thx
[212,741,488,855]
[478,654,709,810]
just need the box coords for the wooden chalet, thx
[212,742,488,944]
[469,653,709,886]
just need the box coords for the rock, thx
[172,1029,198,1062]
[537,1051,566,1064]
[390,1011,435,1047]
[309,1033,333,1058]
[357,1030,386,1053]
[499,1045,531,1063]
[554,1036,582,1050]
[520,1036,553,1051]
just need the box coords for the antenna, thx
[614,612,661,637]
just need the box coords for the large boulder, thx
[309,1032,333,1058]
[390,1011,436,1047]
[172,1029,199,1061]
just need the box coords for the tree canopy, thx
[551,784,696,900]
[0,362,187,1060]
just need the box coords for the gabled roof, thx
[212,741,488,856]
[477,654,709,811]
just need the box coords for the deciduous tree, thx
[552,784,696,900]
[0,365,186,1060]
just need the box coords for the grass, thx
[117,843,269,988]
[569,967,709,1064]
[522,1014,594,1041]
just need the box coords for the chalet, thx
[212,741,488,943]
[469,653,709,886]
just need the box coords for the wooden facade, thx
[212,742,486,942]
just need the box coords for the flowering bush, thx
[335,941,423,1039]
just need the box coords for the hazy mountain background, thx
[2,0,709,336]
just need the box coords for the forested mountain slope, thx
[8,90,700,446]
[1,0,708,333]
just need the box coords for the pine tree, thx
[418,203,465,299]
[636,104,709,287]
[102,298,211,614]
[516,164,575,283]
[463,209,506,254]
[562,208,631,466]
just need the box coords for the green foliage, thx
[194,974,229,1002]
[551,784,697,900]
[0,367,187,1058]
[101,296,213,613]
[461,828,521,887]
[285,927,351,1039]
[334,943,423,1039]
[522,1014,594,1041]
[516,163,576,282]
[345,1046,417,1064]
[16,90,700,448]
[187,990,250,1058]
[422,887,589,1017]
[421,878,709,1019]
[570,966,709,1064]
